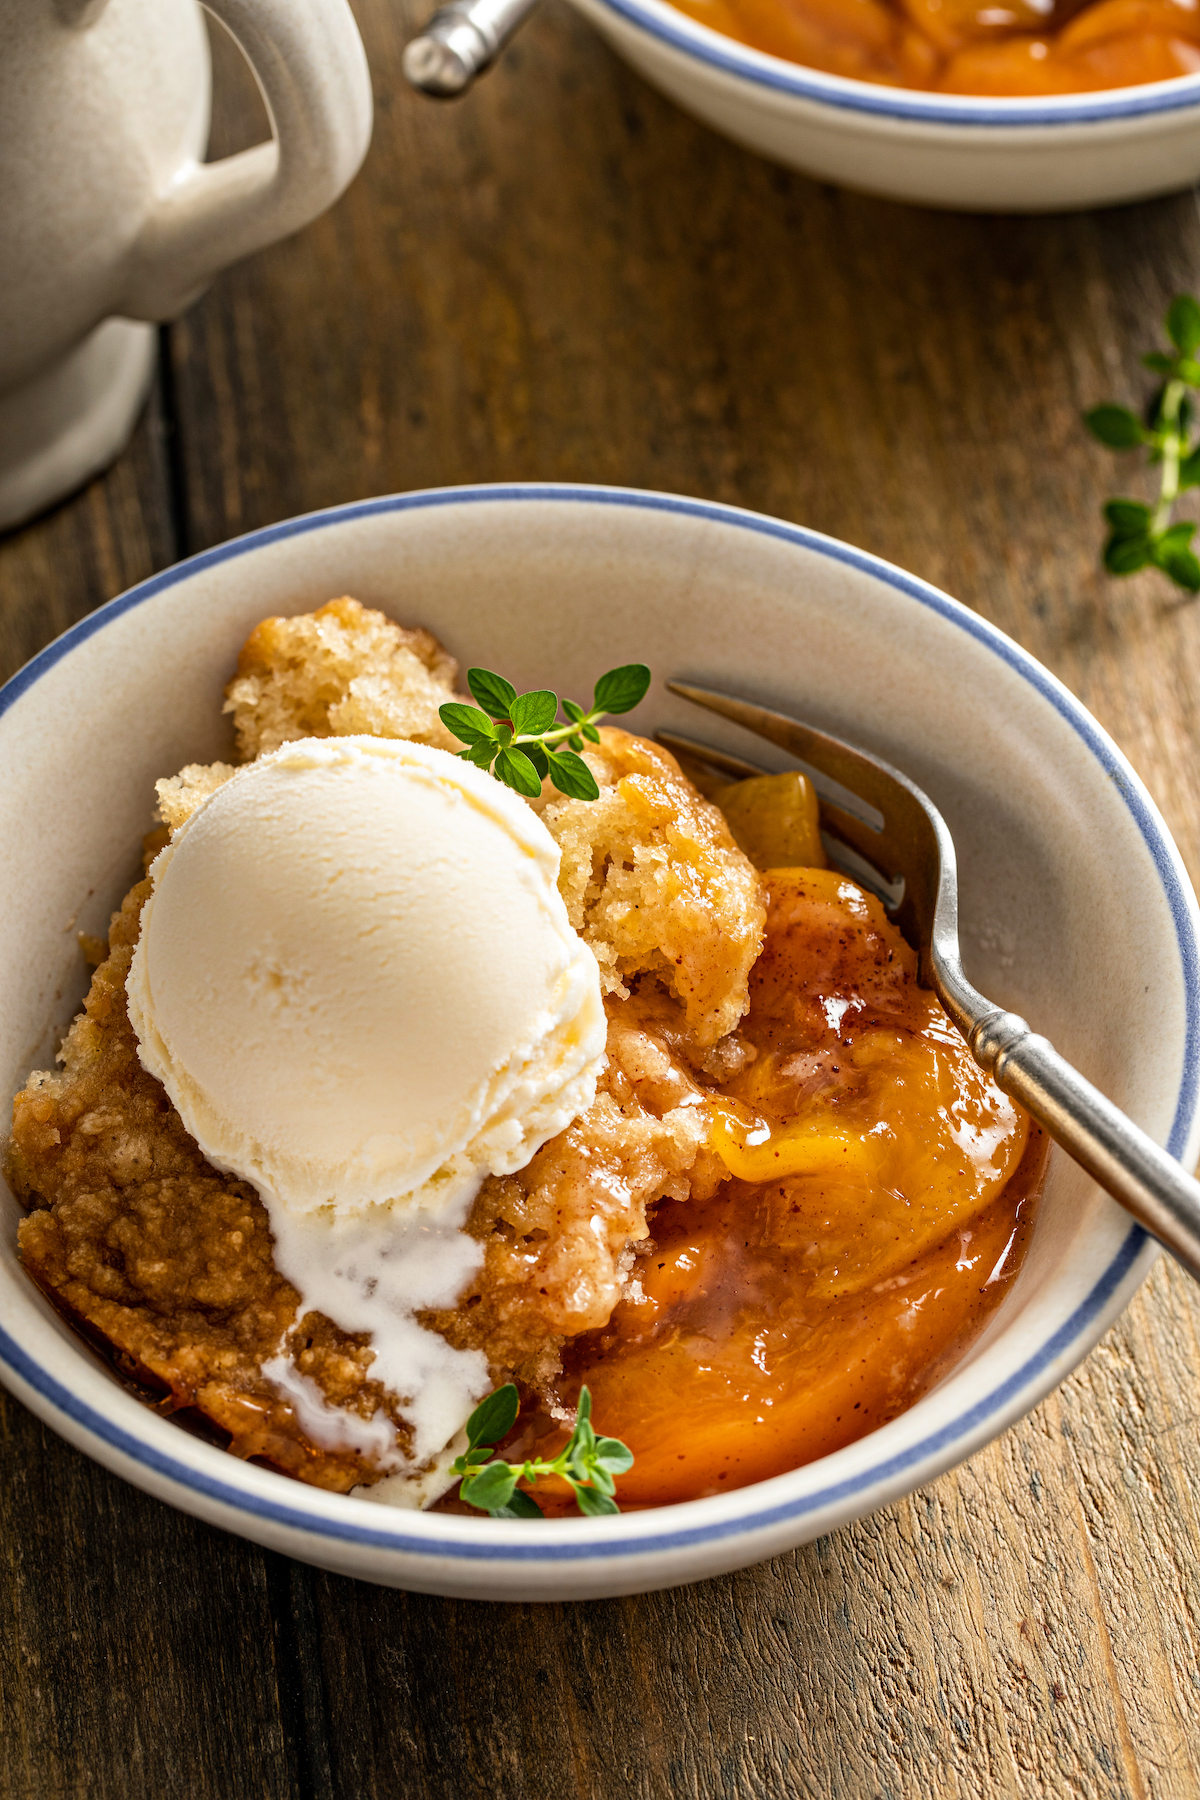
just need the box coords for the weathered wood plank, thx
[0,1389,306,1800]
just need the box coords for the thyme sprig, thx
[439,664,651,802]
[1085,294,1200,594]
[451,1384,634,1518]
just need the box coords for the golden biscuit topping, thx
[226,596,461,759]
[538,727,766,1044]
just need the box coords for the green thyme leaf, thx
[568,1433,598,1485]
[453,1384,633,1521]
[495,1489,544,1519]
[574,1485,620,1517]
[460,1461,519,1512]
[444,664,652,801]
[593,1437,635,1476]
[465,1383,520,1449]
[1152,522,1200,590]
[1085,405,1146,450]
[1104,498,1153,536]
[545,749,600,801]
[493,747,544,798]
[1104,533,1152,575]
[509,690,559,735]
[440,702,499,746]
[592,664,651,715]
[467,668,518,719]
[1168,295,1200,357]
[1088,294,1200,595]
[1157,545,1200,591]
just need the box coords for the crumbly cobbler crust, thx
[225,596,462,759]
[535,732,764,1045]
[7,600,765,1491]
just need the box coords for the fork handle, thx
[403,0,538,95]
[967,1008,1200,1282]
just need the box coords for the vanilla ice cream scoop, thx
[127,735,606,1218]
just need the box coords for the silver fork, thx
[660,681,1200,1285]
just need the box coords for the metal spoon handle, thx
[967,1006,1200,1282]
[403,0,539,96]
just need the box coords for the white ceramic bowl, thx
[1,483,1196,1600]
[567,0,1200,212]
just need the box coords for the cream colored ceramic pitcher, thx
[0,0,373,533]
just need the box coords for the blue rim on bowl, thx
[0,482,1195,1568]
[580,0,1200,126]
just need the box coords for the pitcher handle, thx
[120,0,373,321]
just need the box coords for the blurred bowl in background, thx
[566,0,1200,211]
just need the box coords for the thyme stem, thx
[1153,376,1186,535]
[1084,294,1200,595]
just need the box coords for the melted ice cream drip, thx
[260,1355,403,1467]
[262,1183,491,1470]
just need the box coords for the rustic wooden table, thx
[3,4,1200,1795]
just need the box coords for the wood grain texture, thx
[2,3,1200,1795]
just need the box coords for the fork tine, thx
[657,721,903,908]
[654,731,766,783]
[666,683,894,819]
[665,682,902,861]
[663,680,949,955]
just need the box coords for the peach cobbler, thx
[5,599,1041,1511]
